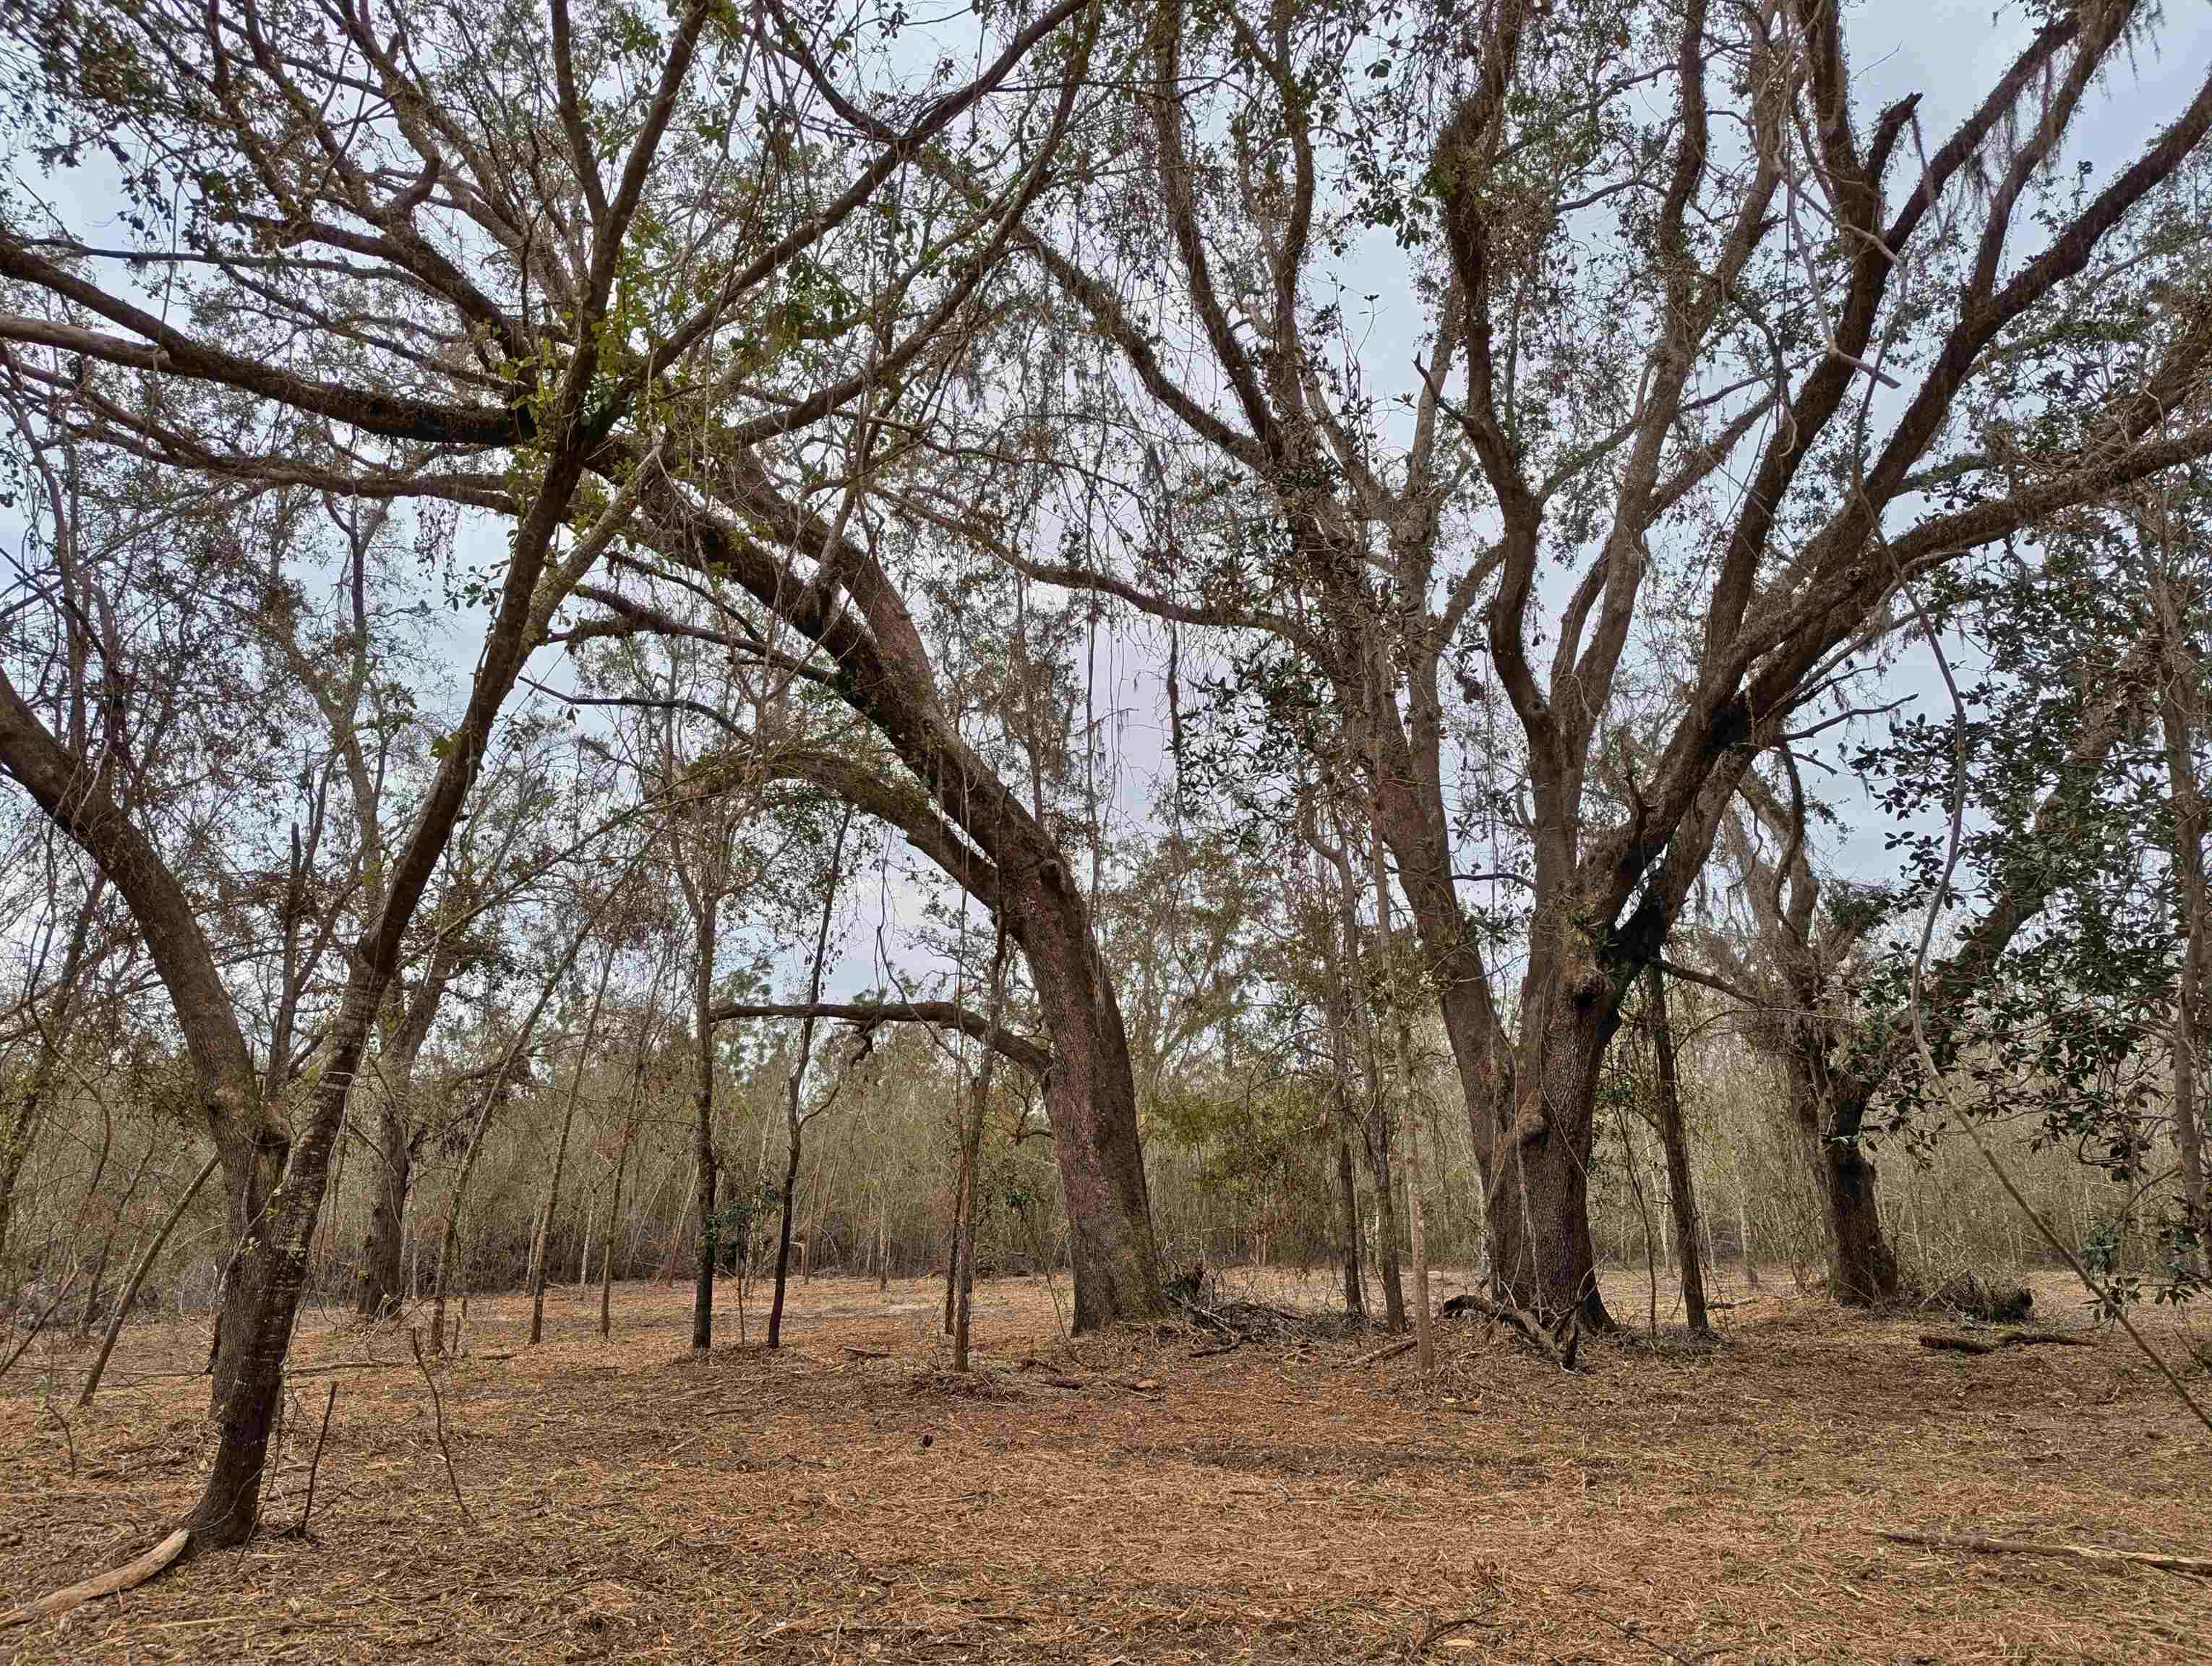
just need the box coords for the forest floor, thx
[2,1264,2209,1664]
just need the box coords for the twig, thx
[841,1346,891,1360]
[1585,1605,1723,1665]
[1411,1610,1497,1656]
[408,1328,472,1523]
[1919,1330,2095,1356]
[284,1383,338,1539]
[1178,1296,1238,1340]
[1874,1529,2212,1579]
[1348,1338,1418,1370]
[0,1529,189,1626]
[286,1351,512,1379]
[0,1270,78,1380]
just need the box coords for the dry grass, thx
[3,1265,2208,1663]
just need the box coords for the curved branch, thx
[708,999,1050,1079]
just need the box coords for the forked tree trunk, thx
[1644,965,1710,1335]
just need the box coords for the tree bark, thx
[1644,965,1710,1333]
[1011,871,1161,1331]
[1793,1063,1900,1307]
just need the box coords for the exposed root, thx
[0,1527,189,1626]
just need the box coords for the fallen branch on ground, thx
[409,1327,472,1524]
[286,1351,512,1380]
[0,1528,189,1626]
[1873,1530,2212,1578]
[1440,1290,1582,1369]
[1347,1338,1418,1370]
[1919,1330,2094,1357]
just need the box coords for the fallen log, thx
[1873,1530,2212,1579]
[1919,1330,2094,1357]
[0,1528,189,1626]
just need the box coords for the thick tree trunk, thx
[1482,975,1618,1330]
[1644,966,1709,1335]
[1791,1061,1899,1307]
[1014,875,1161,1330]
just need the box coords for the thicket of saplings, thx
[3,987,2155,1346]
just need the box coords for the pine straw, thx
[2,1269,2208,1663]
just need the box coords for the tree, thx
[0,0,1082,1542]
[974,0,2212,1323]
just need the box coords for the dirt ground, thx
[2,1264,2208,1664]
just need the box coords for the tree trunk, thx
[690,905,719,1351]
[1013,874,1161,1330]
[1738,1190,1761,1289]
[1363,1111,1406,1333]
[1792,1061,1899,1307]
[766,1129,801,1351]
[1334,1119,1365,1318]
[356,1059,415,1320]
[1644,965,1710,1334]
[1371,810,1432,1372]
[601,1132,630,1340]
[1481,972,1619,1330]
[941,1193,961,1336]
